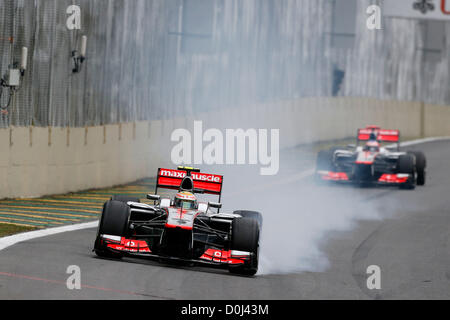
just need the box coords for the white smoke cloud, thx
[196,146,390,276]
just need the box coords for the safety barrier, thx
[1,97,449,199]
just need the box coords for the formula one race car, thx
[94,167,262,276]
[315,126,426,189]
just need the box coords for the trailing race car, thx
[315,126,426,189]
[94,167,262,276]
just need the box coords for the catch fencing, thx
[0,0,449,128]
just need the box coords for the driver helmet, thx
[363,140,380,153]
[174,191,197,210]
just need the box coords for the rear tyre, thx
[408,151,426,186]
[110,195,140,203]
[398,154,415,190]
[94,200,131,259]
[229,218,260,276]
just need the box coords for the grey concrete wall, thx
[0,122,172,199]
[1,98,449,199]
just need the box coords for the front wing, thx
[316,170,411,185]
[97,235,250,268]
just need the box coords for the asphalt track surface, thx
[0,140,449,299]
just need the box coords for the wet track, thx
[0,140,449,299]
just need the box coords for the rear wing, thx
[357,128,400,143]
[155,167,223,201]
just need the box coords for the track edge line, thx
[0,221,98,251]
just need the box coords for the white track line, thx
[0,221,98,251]
[1,136,449,252]
[399,136,450,147]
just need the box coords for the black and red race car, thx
[93,167,262,276]
[315,126,426,189]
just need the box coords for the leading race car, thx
[93,167,262,276]
[315,126,427,189]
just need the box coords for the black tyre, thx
[229,217,260,276]
[315,149,338,184]
[94,200,131,258]
[233,210,263,229]
[329,146,345,153]
[316,150,333,171]
[408,151,426,186]
[110,195,140,203]
[398,154,415,190]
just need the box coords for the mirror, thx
[147,194,161,201]
[208,202,222,209]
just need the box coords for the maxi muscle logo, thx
[160,170,222,183]
[170,121,279,176]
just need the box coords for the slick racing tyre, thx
[316,150,334,171]
[315,150,335,184]
[408,151,426,186]
[229,217,260,276]
[233,210,263,229]
[110,195,141,203]
[94,200,131,259]
[398,154,416,190]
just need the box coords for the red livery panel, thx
[157,168,223,195]
[106,237,151,253]
[318,171,409,184]
[357,127,399,143]
[321,171,349,181]
[200,249,246,265]
[378,174,409,184]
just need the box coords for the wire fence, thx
[0,0,449,128]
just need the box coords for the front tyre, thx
[408,151,426,186]
[229,218,260,276]
[94,200,131,259]
[398,154,416,190]
[316,150,334,171]
[315,150,335,185]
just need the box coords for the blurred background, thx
[1,0,449,128]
